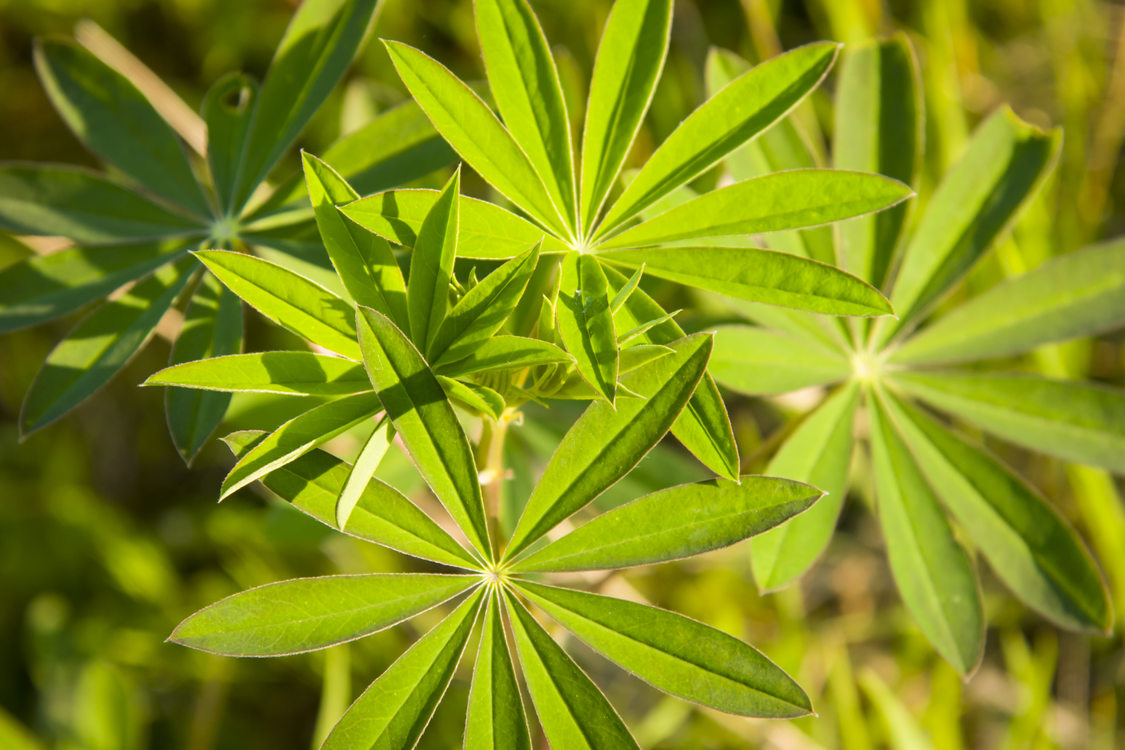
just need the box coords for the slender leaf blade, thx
[146,351,369,396]
[408,169,461,348]
[435,335,571,378]
[202,72,257,213]
[711,324,850,395]
[464,593,533,750]
[337,417,395,529]
[557,253,618,402]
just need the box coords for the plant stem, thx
[477,416,509,562]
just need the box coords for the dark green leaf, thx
[202,72,257,214]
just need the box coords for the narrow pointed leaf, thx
[303,152,408,325]
[384,41,569,238]
[833,35,922,287]
[505,593,639,750]
[357,307,491,557]
[146,352,369,396]
[0,240,189,333]
[878,108,1061,344]
[881,393,1111,633]
[165,275,242,463]
[600,170,911,249]
[229,0,381,211]
[476,0,576,226]
[711,325,850,395]
[34,39,210,217]
[464,594,532,750]
[322,589,483,750]
[220,392,381,500]
[892,239,1125,365]
[195,250,361,360]
[506,333,711,558]
[438,376,505,421]
[557,253,618,402]
[342,189,570,259]
[518,582,812,717]
[202,72,257,213]
[0,165,204,243]
[223,431,478,569]
[602,246,893,317]
[170,573,474,657]
[21,259,191,436]
[751,383,859,591]
[429,243,540,361]
[579,0,673,231]
[600,42,839,233]
[609,265,643,313]
[869,394,984,675]
[435,336,571,378]
[407,170,461,349]
[893,371,1125,473]
[337,417,394,529]
[514,476,820,572]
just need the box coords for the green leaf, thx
[170,573,474,657]
[877,108,1061,345]
[220,392,381,500]
[505,333,712,558]
[601,246,893,317]
[0,240,189,333]
[464,593,533,750]
[880,392,1112,633]
[606,265,739,480]
[869,393,984,675]
[505,593,639,750]
[600,170,911,249]
[0,166,204,244]
[579,0,673,232]
[517,581,813,717]
[146,351,369,396]
[513,476,820,572]
[195,249,361,359]
[322,588,483,750]
[165,274,242,463]
[476,0,576,227]
[833,34,922,287]
[302,152,409,325]
[599,42,838,234]
[222,431,478,569]
[34,39,210,217]
[229,0,381,212]
[429,243,541,362]
[357,307,491,558]
[438,376,505,421]
[892,371,1125,474]
[557,253,618,402]
[892,239,1125,365]
[337,417,394,529]
[202,72,257,214]
[20,259,191,436]
[710,325,850,395]
[383,40,570,238]
[408,169,461,348]
[342,189,570,259]
[435,336,571,378]
[751,383,859,591]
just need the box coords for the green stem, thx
[476,417,509,563]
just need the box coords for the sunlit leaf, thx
[557,252,618,402]
[711,325,850,395]
[337,417,394,529]
[146,351,368,396]
[408,169,461,348]
[434,335,570,378]
[464,593,533,750]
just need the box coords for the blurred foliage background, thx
[2,0,1125,747]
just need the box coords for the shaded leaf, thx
[202,72,257,213]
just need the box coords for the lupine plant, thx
[0,0,455,459]
[706,36,1117,676]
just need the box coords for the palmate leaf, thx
[892,371,1125,473]
[146,351,370,396]
[504,333,712,558]
[891,238,1125,365]
[711,325,851,395]
[879,392,1112,633]
[751,383,859,592]
[557,253,618,403]
[170,573,475,656]
[869,392,984,676]
[465,593,533,750]
[512,476,820,573]
[165,274,243,463]
[505,592,639,750]
[408,169,462,349]
[517,581,813,718]
[323,588,484,750]
[579,0,673,232]
[21,258,193,437]
[356,307,491,558]
[34,39,210,218]
[597,41,839,235]
[223,431,478,569]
